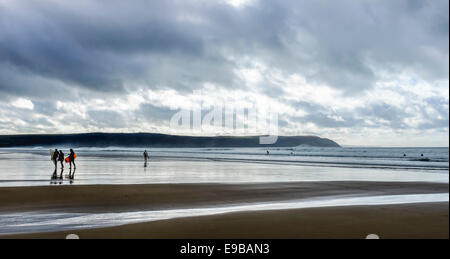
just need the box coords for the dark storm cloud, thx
[0,0,231,96]
[0,64,74,100]
[1,0,447,97]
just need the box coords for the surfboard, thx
[50,149,55,160]
[65,153,77,163]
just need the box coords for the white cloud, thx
[10,98,34,110]
[220,0,257,8]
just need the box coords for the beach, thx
[0,181,448,238]
[0,147,448,238]
[5,202,448,239]
[0,181,448,213]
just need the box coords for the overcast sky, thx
[0,0,448,146]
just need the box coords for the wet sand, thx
[0,181,448,213]
[0,181,448,238]
[4,202,448,239]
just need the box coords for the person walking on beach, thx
[69,149,76,170]
[143,150,149,167]
[52,148,59,168]
[58,150,65,169]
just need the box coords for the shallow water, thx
[0,193,447,235]
[0,151,448,187]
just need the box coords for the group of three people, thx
[52,148,76,169]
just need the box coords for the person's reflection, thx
[59,167,64,179]
[69,167,76,181]
[50,168,57,184]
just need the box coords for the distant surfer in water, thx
[69,149,76,170]
[58,150,65,169]
[144,150,149,167]
[52,148,59,168]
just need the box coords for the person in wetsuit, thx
[69,149,76,170]
[144,150,149,162]
[143,150,149,167]
[58,150,65,169]
[52,149,59,169]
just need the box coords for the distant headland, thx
[0,133,340,148]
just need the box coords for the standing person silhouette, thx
[143,150,149,167]
[69,149,76,170]
[58,150,65,169]
[52,149,59,169]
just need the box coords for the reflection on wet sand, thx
[50,168,75,185]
